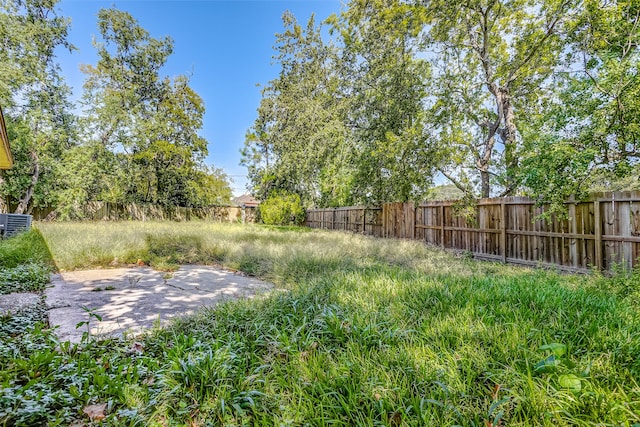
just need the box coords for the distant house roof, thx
[232,194,260,207]
[0,107,12,170]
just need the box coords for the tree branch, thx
[438,167,474,195]
[507,0,570,84]
[498,183,517,197]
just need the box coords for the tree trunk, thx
[480,170,490,199]
[14,151,39,214]
[477,128,498,198]
[498,89,518,195]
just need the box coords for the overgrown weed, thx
[0,262,50,294]
[1,221,635,425]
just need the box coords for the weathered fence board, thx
[306,192,640,272]
[306,206,383,237]
[382,203,415,239]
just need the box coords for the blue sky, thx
[56,0,341,196]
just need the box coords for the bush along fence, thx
[306,191,640,273]
[26,202,257,223]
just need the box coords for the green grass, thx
[1,221,639,425]
[0,229,53,269]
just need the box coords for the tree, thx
[259,191,305,225]
[425,0,576,198]
[185,166,232,207]
[246,0,636,209]
[521,0,640,210]
[74,7,229,211]
[242,12,348,206]
[245,3,437,207]
[330,0,436,204]
[0,0,74,214]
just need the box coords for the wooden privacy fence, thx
[306,192,640,272]
[306,207,384,237]
[27,202,257,223]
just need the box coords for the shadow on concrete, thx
[46,265,273,343]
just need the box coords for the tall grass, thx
[38,221,522,280]
[9,221,639,425]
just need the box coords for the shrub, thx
[259,192,305,226]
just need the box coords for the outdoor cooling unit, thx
[0,213,32,238]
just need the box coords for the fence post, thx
[440,204,445,248]
[619,199,633,271]
[412,204,416,240]
[362,207,366,234]
[332,208,336,230]
[381,204,386,238]
[500,202,507,263]
[594,200,603,270]
[567,202,576,268]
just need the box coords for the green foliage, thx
[521,0,640,204]
[242,12,350,206]
[0,0,75,214]
[0,0,72,105]
[259,191,305,226]
[1,115,71,211]
[243,4,437,206]
[71,8,231,211]
[534,342,589,394]
[426,184,465,201]
[1,0,637,215]
[185,166,233,207]
[0,263,50,294]
[0,312,153,425]
[338,0,436,204]
[0,4,230,216]
[245,0,638,208]
[0,299,47,338]
[424,0,576,198]
[0,228,52,294]
[1,0,638,217]
[9,221,636,425]
[75,306,103,339]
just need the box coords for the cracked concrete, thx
[46,266,273,343]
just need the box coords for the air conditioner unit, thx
[0,214,32,238]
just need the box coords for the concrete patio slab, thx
[46,266,273,343]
